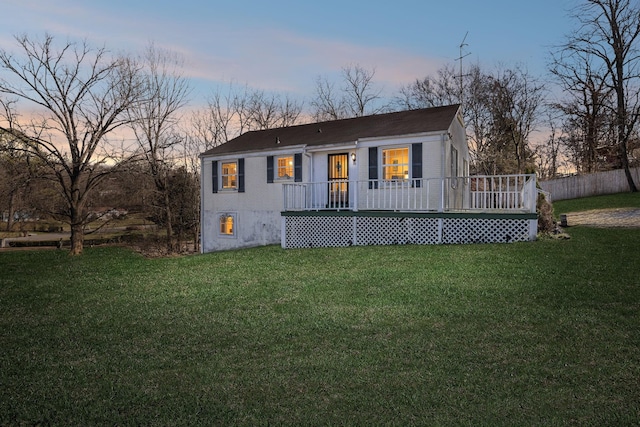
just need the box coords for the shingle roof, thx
[201,104,461,156]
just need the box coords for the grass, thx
[553,191,640,216]
[1,194,639,425]
[0,212,155,238]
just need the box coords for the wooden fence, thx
[539,167,640,201]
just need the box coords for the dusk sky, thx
[4,0,577,106]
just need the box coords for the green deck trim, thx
[281,210,537,220]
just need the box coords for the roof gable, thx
[201,104,461,156]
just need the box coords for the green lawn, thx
[1,194,639,425]
[553,191,640,215]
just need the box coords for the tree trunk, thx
[613,29,638,193]
[69,222,84,255]
[586,120,597,173]
[69,195,85,255]
[616,82,638,192]
[619,139,638,192]
[164,190,173,253]
[165,222,173,252]
[177,229,184,253]
[194,222,200,253]
[6,189,16,231]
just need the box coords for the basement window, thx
[219,213,236,237]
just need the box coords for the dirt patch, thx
[564,207,640,228]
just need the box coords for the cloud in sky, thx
[3,0,447,104]
[3,0,575,108]
[177,27,445,98]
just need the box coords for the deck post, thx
[439,178,445,212]
[353,179,358,212]
[281,217,287,248]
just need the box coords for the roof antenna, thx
[456,31,471,106]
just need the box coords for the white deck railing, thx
[283,174,536,213]
[468,175,536,212]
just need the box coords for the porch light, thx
[351,152,356,164]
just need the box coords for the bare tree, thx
[178,131,205,252]
[396,63,503,174]
[245,89,303,130]
[129,43,190,253]
[464,65,497,174]
[277,94,305,127]
[550,36,615,173]
[311,64,387,121]
[190,86,237,150]
[342,64,386,117]
[396,64,461,109]
[396,63,543,175]
[311,76,347,121]
[190,83,303,150]
[165,165,199,252]
[486,65,545,174]
[557,0,640,191]
[534,112,565,179]
[0,125,32,231]
[0,34,144,255]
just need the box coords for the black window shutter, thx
[368,147,378,189]
[294,153,302,182]
[212,161,218,193]
[412,143,423,188]
[267,156,274,183]
[238,158,245,193]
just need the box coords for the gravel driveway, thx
[564,207,640,228]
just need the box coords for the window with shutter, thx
[278,156,294,179]
[382,147,409,181]
[212,161,218,193]
[238,158,245,193]
[294,153,302,182]
[221,161,237,189]
[368,147,378,189]
[214,158,244,192]
[268,155,298,182]
[266,156,274,183]
[412,143,423,188]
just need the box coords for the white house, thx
[200,104,537,252]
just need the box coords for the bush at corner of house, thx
[537,192,555,234]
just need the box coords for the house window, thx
[451,146,459,188]
[463,159,469,185]
[219,213,236,237]
[267,154,301,183]
[221,162,237,189]
[277,156,294,179]
[451,146,458,177]
[382,147,409,181]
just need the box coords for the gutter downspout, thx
[304,147,312,182]
[353,140,358,212]
[440,132,446,213]
[199,156,205,254]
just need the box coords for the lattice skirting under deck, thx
[282,213,536,248]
